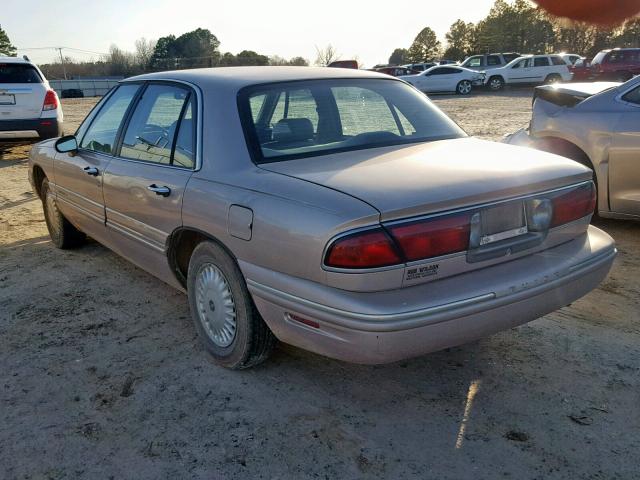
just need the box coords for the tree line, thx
[7,28,309,79]
[389,0,640,65]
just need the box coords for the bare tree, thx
[135,37,156,71]
[314,44,340,66]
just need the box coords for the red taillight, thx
[388,213,471,261]
[42,90,58,111]
[325,228,401,269]
[551,183,596,227]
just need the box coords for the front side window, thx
[0,64,42,83]
[80,84,140,154]
[120,84,193,166]
[241,79,465,163]
[464,56,482,68]
[512,59,530,69]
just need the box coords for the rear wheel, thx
[41,178,86,249]
[488,76,504,91]
[544,74,562,84]
[456,80,472,95]
[187,241,276,369]
[614,71,632,82]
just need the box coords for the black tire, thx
[614,71,632,82]
[544,74,562,84]
[41,178,86,249]
[488,76,504,91]
[187,241,276,369]
[456,80,472,95]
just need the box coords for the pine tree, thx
[0,25,17,57]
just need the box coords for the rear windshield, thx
[239,79,465,163]
[0,64,42,84]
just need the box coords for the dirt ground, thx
[1,92,638,480]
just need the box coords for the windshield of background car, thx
[0,64,42,83]
[240,79,466,163]
[591,52,608,65]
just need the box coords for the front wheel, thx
[488,76,504,91]
[456,80,472,95]
[41,178,85,249]
[187,241,276,369]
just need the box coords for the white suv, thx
[484,55,573,91]
[0,56,63,140]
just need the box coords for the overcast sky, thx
[3,0,499,67]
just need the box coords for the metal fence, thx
[48,79,121,98]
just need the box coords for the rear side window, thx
[80,84,140,154]
[487,55,501,66]
[534,57,550,67]
[551,56,566,66]
[120,84,194,166]
[622,86,640,105]
[0,64,42,83]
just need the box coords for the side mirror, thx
[55,135,78,154]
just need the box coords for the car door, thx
[53,84,140,241]
[102,82,198,286]
[509,58,533,83]
[421,68,448,92]
[609,84,640,216]
[531,56,551,82]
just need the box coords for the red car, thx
[588,48,640,82]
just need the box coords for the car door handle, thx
[83,166,99,176]
[147,184,171,197]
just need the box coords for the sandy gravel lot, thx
[1,92,638,479]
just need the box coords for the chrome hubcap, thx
[459,82,471,94]
[195,263,237,347]
[490,79,501,89]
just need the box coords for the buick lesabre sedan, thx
[29,67,616,369]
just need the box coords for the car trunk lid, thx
[260,137,593,222]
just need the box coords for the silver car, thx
[507,76,640,220]
[28,67,616,369]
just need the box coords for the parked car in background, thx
[485,55,572,90]
[328,60,358,69]
[399,65,485,94]
[401,62,437,72]
[460,52,521,71]
[29,67,615,369]
[373,66,421,77]
[569,58,595,82]
[560,53,584,65]
[438,60,459,65]
[589,48,640,82]
[506,76,640,219]
[0,56,63,140]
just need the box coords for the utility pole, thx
[57,47,67,80]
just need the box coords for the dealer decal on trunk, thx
[406,264,439,281]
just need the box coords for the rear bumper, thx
[0,118,63,140]
[244,226,616,364]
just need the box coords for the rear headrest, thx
[272,118,314,143]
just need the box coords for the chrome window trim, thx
[321,180,593,273]
[119,78,204,172]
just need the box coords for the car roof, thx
[0,56,32,64]
[126,66,390,92]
